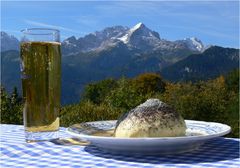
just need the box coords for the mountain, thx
[62,23,204,56]
[61,26,129,55]
[1,23,237,104]
[175,37,204,52]
[1,32,20,51]
[118,22,161,51]
[1,50,21,93]
[161,46,239,82]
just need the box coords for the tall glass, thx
[20,28,61,142]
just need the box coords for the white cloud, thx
[24,20,79,33]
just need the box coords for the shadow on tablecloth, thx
[84,138,240,164]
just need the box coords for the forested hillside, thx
[1,70,239,137]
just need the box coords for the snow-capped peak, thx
[118,22,160,47]
[189,37,204,51]
[118,23,145,44]
[182,37,204,52]
[62,36,78,47]
[130,22,145,33]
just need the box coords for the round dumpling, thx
[114,99,186,138]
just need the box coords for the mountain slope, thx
[1,32,19,51]
[1,50,21,93]
[161,46,239,82]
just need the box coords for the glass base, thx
[25,130,59,143]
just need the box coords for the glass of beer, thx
[20,28,61,142]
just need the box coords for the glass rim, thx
[21,28,60,35]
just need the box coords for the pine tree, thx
[1,86,10,123]
[11,87,22,105]
[0,86,23,124]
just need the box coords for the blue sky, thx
[1,1,239,48]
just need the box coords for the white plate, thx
[67,120,231,154]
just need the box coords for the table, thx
[1,124,239,168]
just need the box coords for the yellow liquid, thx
[20,42,61,132]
